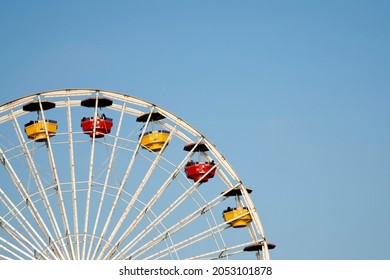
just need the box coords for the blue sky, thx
[0,0,389,259]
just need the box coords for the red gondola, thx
[185,161,216,182]
[81,116,113,138]
[183,142,216,183]
[80,97,113,138]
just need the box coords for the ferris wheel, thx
[0,89,274,260]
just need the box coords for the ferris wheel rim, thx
[2,88,240,180]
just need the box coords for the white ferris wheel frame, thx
[0,89,272,260]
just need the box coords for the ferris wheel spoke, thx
[9,113,59,242]
[187,240,259,260]
[88,101,127,260]
[0,237,33,260]
[0,147,63,259]
[120,189,229,260]
[113,210,178,260]
[180,172,228,253]
[122,160,215,255]
[0,189,50,259]
[113,208,178,260]
[142,221,229,260]
[82,92,101,259]
[37,96,73,260]
[0,218,41,259]
[102,126,178,258]
[117,178,220,260]
[0,254,12,260]
[96,106,156,259]
[102,136,203,260]
[66,96,80,259]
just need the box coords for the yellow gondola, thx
[24,120,58,142]
[23,100,57,142]
[222,187,253,228]
[137,112,170,152]
[140,130,170,152]
[223,207,253,228]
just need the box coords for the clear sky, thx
[0,0,389,260]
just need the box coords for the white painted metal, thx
[0,89,271,260]
[66,96,80,259]
[38,96,73,260]
[88,101,127,260]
